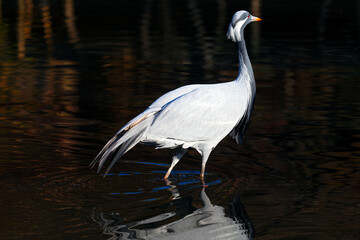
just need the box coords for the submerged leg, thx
[164,147,188,179]
[200,148,212,179]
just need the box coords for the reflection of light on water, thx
[107,160,213,178]
[127,160,170,167]
[93,185,253,240]
[106,161,223,200]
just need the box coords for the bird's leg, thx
[200,148,212,179]
[164,147,187,179]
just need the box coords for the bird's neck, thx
[235,38,254,82]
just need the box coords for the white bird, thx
[91,10,261,179]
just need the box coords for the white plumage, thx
[91,10,262,179]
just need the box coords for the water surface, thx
[0,0,359,239]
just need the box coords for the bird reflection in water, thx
[93,182,253,240]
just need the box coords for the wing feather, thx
[117,84,204,134]
[147,82,248,143]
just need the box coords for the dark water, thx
[0,0,359,239]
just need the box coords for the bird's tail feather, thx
[89,134,122,169]
[90,116,153,176]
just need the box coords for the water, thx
[0,0,359,239]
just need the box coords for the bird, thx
[90,10,261,179]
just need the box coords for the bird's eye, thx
[247,15,250,18]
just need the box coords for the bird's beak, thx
[251,16,262,22]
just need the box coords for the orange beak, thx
[253,17,262,22]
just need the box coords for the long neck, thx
[235,36,254,82]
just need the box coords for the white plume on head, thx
[227,18,247,42]
[226,23,235,42]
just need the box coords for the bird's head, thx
[227,10,261,42]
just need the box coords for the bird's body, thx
[144,81,250,149]
[91,11,261,179]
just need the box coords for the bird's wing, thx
[149,84,206,108]
[92,84,206,171]
[118,84,204,134]
[147,83,249,144]
[117,108,161,133]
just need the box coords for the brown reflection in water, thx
[0,0,89,170]
[0,0,359,239]
[140,0,152,60]
[64,0,80,46]
[250,0,261,57]
[16,0,80,60]
[41,0,54,59]
[17,0,29,58]
[188,0,214,72]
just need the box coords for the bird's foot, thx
[200,175,207,186]
[163,178,172,185]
